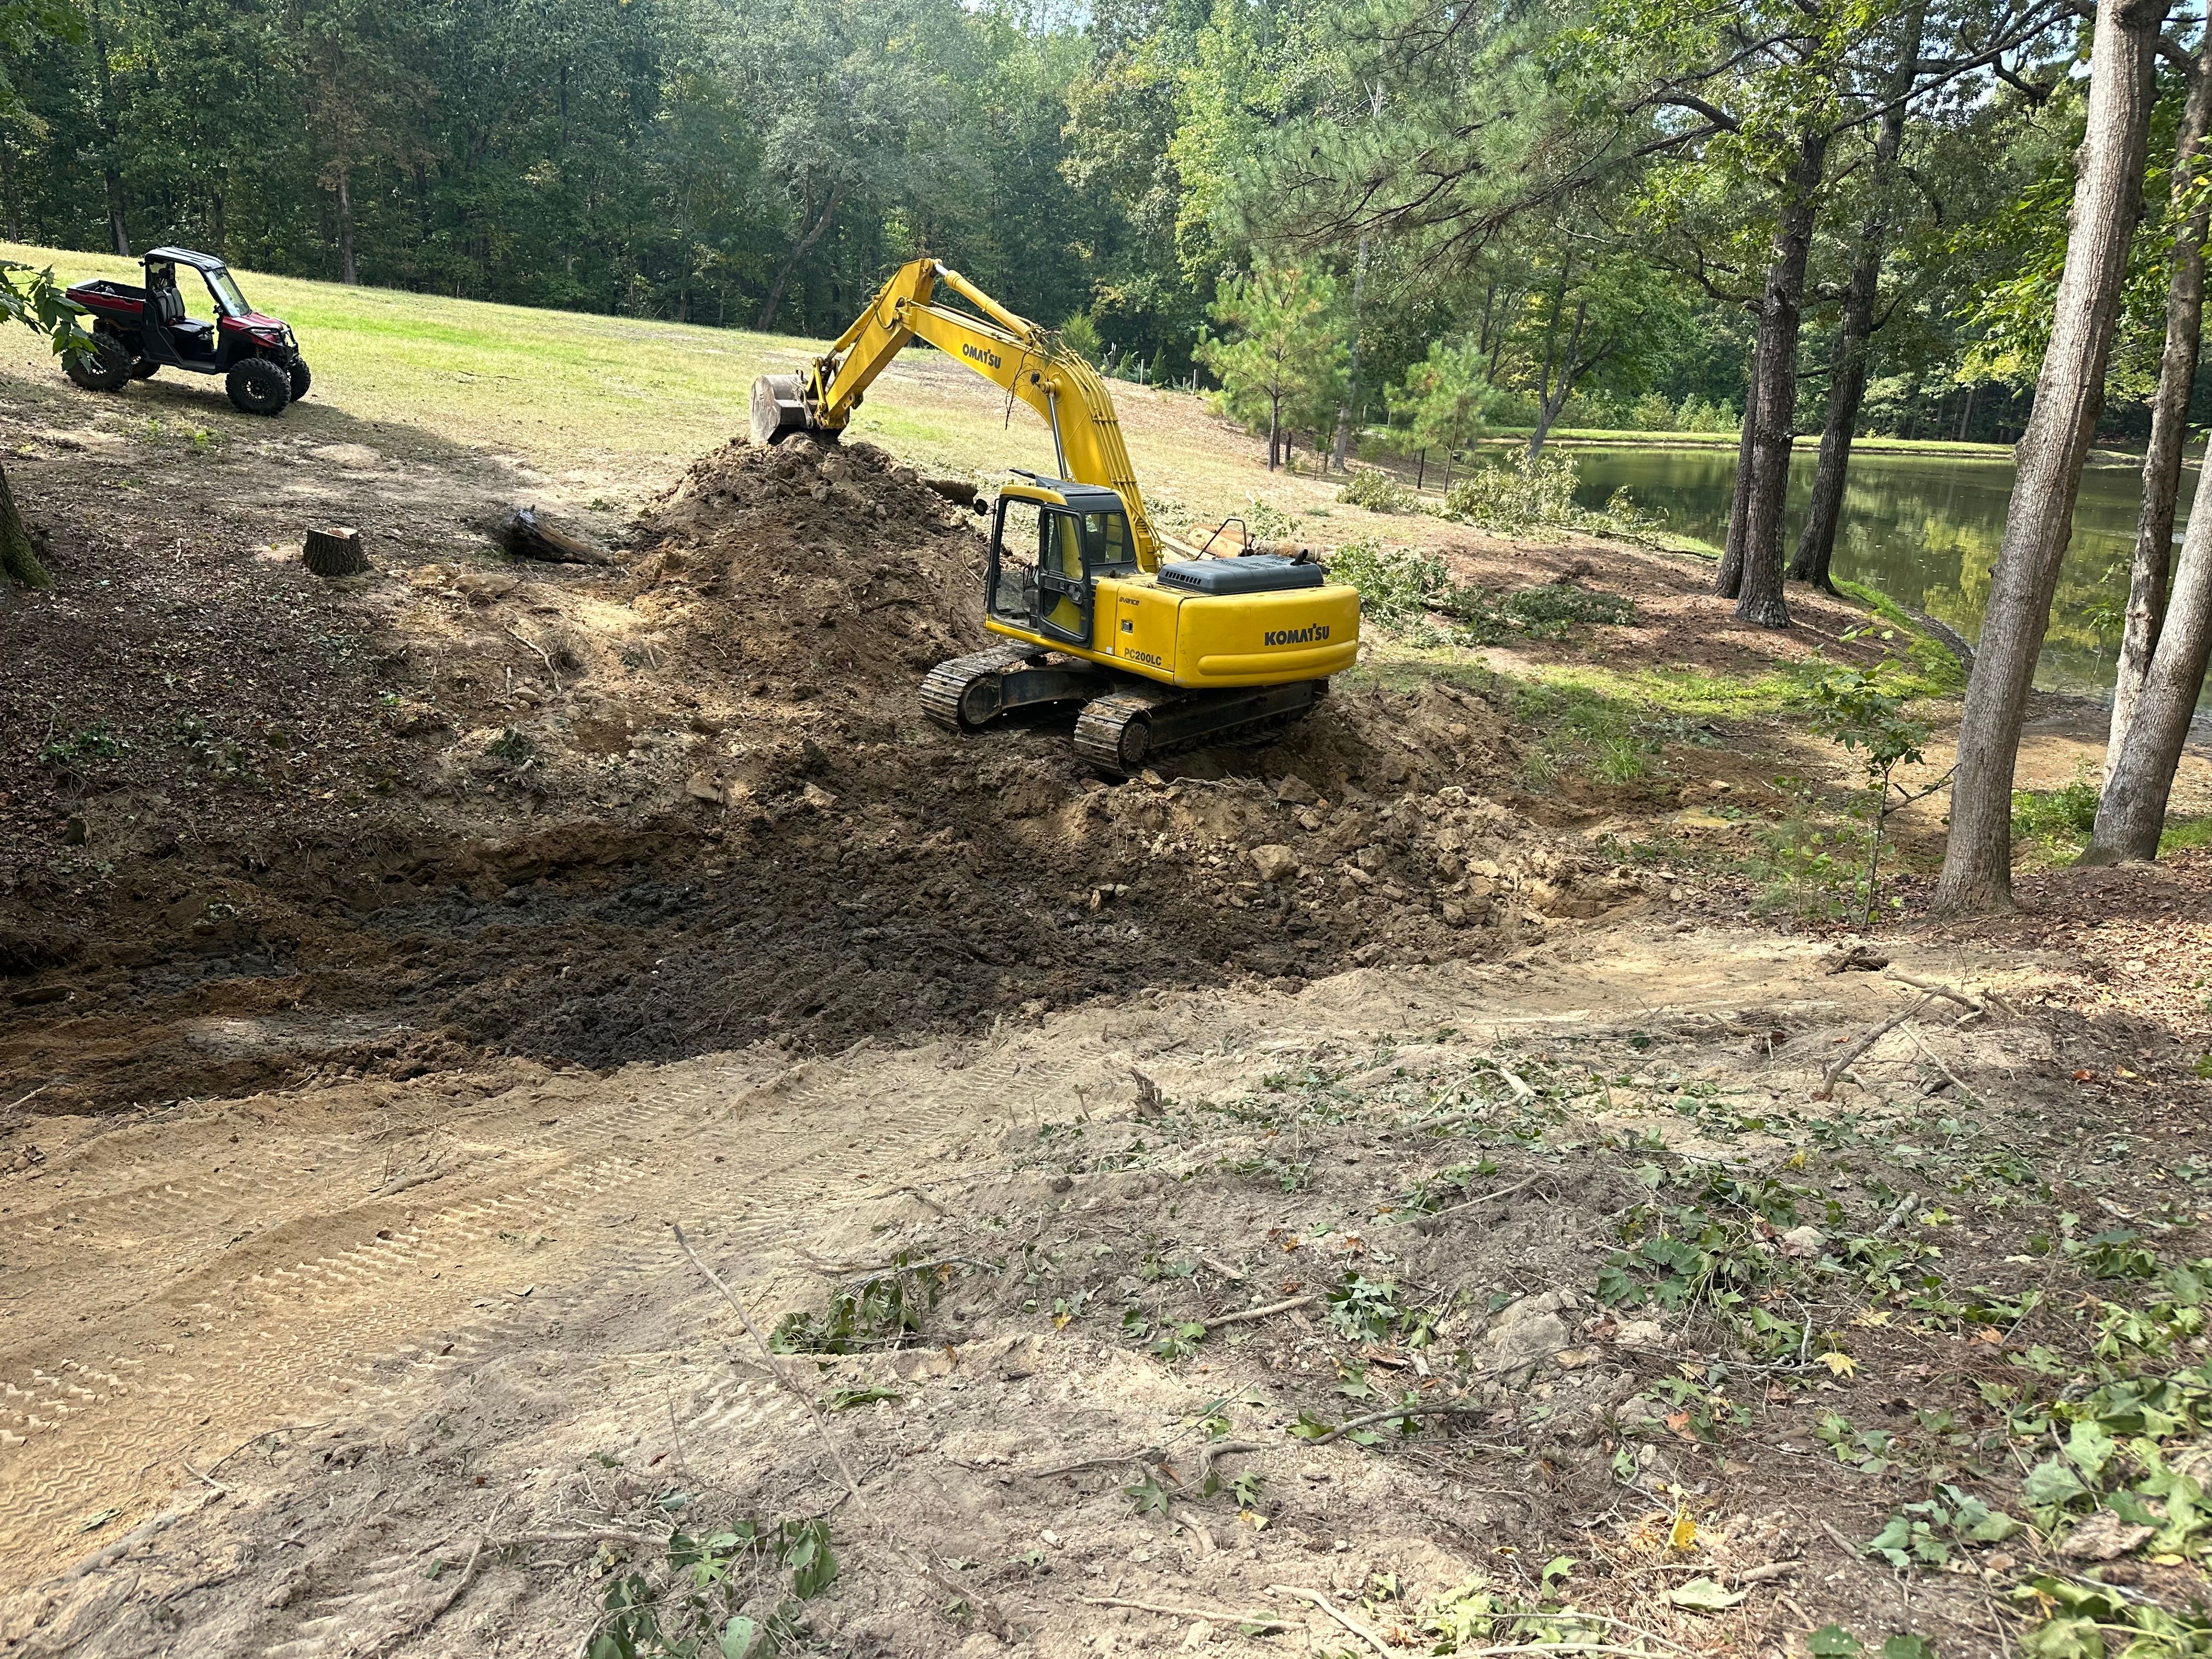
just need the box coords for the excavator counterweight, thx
[751,258,1361,773]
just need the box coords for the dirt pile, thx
[629,433,990,703]
[0,430,1680,1118]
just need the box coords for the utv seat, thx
[153,282,215,357]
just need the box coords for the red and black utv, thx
[63,247,311,416]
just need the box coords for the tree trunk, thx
[2106,19,2212,786]
[758,180,844,331]
[1528,301,1592,463]
[1716,345,1760,598]
[336,165,358,285]
[1791,0,1926,592]
[88,0,129,257]
[1332,234,1372,471]
[2084,493,2212,861]
[1933,0,2171,917]
[0,137,20,243]
[0,461,50,589]
[1736,131,1831,630]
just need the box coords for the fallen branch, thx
[1082,1595,1286,1631]
[672,1222,1009,1638]
[1815,993,1938,1100]
[498,507,612,566]
[1272,1585,1393,1659]
[1303,1400,1513,1448]
[1883,969,1984,1013]
[1199,1294,1316,1332]
[1200,1253,1246,1282]
[1167,1503,1216,1554]
[1486,1061,1536,1102]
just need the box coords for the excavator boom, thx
[752,258,1163,569]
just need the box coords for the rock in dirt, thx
[2062,1510,2154,1561]
[1250,844,1300,883]
[1486,1291,1577,1375]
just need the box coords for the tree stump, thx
[304,526,368,577]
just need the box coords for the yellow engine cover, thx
[986,572,1361,688]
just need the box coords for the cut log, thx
[499,508,612,566]
[303,526,368,577]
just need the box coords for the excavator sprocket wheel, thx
[1074,688,1173,775]
[921,642,1047,731]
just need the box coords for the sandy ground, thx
[13,909,2179,1658]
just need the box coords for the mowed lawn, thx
[0,241,1316,521]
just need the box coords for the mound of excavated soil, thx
[1,432,1689,1114]
[629,434,990,702]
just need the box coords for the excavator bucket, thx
[750,373,821,446]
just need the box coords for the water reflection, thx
[1566,445,2193,698]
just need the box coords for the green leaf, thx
[1667,1576,1746,1611]
[2065,1418,2118,1478]
[719,1616,758,1659]
[786,1520,838,1599]
[1809,1627,1867,1659]
[2023,1457,2091,1508]
[1864,1515,1914,1568]
[1880,1637,1937,1659]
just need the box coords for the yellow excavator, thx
[751,258,1360,772]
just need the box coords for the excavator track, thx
[921,642,1044,731]
[1073,679,1327,776]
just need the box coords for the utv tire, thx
[65,336,133,393]
[287,357,312,402]
[227,357,291,416]
[129,358,159,380]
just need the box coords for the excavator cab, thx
[986,481,1137,648]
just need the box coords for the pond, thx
[1565,444,2194,699]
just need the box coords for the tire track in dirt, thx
[0,1022,1156,1580]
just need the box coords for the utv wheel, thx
[129,358,159,380]
[64,336,133,393]
[288,357,312,401]
[226,357,292,416]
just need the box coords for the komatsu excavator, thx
[751,258,1360,772]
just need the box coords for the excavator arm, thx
[751,258,1164,571]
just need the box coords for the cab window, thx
[990,498,1041,622]
[1085,511,1133,572]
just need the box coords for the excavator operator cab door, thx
[989,497,1095,646]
